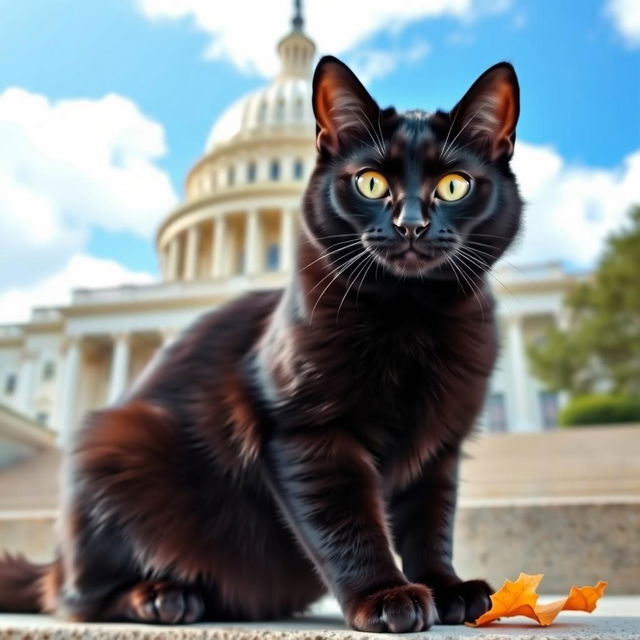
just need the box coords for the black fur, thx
[0,57,521,632]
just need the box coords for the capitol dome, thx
[205,75,315,153]
[156,3,317,286]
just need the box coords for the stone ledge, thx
[453,500,640,594]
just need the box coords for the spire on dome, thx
[292,0,304,31]
[277,0,316,79]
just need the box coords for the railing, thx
[71,275,284,306]
[0,325,23,338]
[30,308,62,323]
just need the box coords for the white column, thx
[58,336,81,445]
[184,225,200,281]
[279,208,296,272]
[506,315,534,432]
[211,215,227,278]
[167,238,180,281]
[15,349,36,415]
[108,332,131,404]
[244,209,261,275]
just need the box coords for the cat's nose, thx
[393,197,429,239]
[392,220,429,239]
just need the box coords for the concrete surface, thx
[0,597,638,640]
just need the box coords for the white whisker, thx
[310,249,368,323]
[336,252,372,321]
[442,109,482,161]
[301,240,363,271]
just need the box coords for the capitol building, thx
[0,9,581,446]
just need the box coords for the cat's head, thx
[302,56,522,284]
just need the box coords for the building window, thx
[270,160,280,181]
[36,412,48,426]
[236,250,245,275]
[4,374,16,396]
[485,392,507,433]
[247,162,257,183]
[266,244,280,271]
[258,100,268,123]
[294,97,304,120]
[275,98,285,121]
[293,159,304,180]
[227,166,235,187]
[539,390,559,430]
[42,361,55,381]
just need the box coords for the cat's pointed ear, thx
[449,62,520,161]
[312,56,381,157]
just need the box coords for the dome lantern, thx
[277,0,316,80]
[203,0,317,153]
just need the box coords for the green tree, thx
[528,205,640,396]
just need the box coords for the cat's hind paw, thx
[125,582,204,624]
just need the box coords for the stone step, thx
[459,425,640,499]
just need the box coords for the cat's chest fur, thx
[269,295,497,487]
[353,308,496,477]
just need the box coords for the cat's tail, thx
[0,552,50,612]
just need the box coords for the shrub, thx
[559,394,640,427]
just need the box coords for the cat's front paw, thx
[432,579,492,624]
[347,583,436,633]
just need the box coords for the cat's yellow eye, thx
[435,174,470,202]
[356,170,389,199]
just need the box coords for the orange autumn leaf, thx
[469,573,607,627]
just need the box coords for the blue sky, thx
[0,0,638,322]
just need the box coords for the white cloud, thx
[346,40,431,85]
[509,10,527,30]
[0,88,177,292]
[136,0,507,78]
[509,142,640,268]
[0,254,154,324]
[605,0,640,47]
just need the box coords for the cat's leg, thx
[54,403,212,624]
[264,430,436,633]
[54,494,215,624]
[389,444,492,624]
[51,503,207,623]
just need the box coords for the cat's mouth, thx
[381,246,451,275]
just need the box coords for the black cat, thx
[0,56,521,633]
